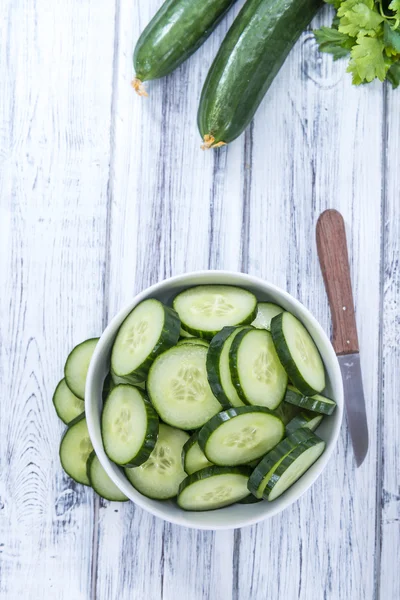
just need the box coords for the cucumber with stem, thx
[133,0,238,96]
[198,0,322,148]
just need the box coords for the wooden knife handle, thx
[316,209,359,355]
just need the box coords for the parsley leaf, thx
[384,21,400,52]
[339,3,384,37]
[387,61,400,87]
[314,26,354,59]
[347,36,387,82]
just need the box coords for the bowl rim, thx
[85,270,344,530]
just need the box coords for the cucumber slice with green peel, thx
[64,338,99,399]
[53,378,85,424]
[182,432,213,475]
[125,424,189,500]
[177,338,210,348]
[177,465,252,511]
[86,452,129,502]
[173,285,257,339]
[147,344,221,430]
[102,385,159,467]
[180,327,195,338]
[229,328,288,409]
[238,493,263,504]
[111,299,180,384]
[206,326,249,408]
[59,414,93,486]
[286,411,324,435]
[271,401,300,426]
[198,406,284,466]
[271,312,325,395]
[111,371,146,390]
[251,303,284,331]
[248,429,325,500]
[284,385,336,415]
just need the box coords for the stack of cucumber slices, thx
[54,285,336,511]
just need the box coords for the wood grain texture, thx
[379,87,400,600]
[235,7,384,599]
[0,0,115,597]
[1,0,399,598]
[316,209,359,355]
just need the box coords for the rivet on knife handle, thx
[316,209,359,356]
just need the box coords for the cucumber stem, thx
[131,78,148,97]
[201,135,226,150]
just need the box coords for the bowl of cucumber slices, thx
[85,271,343,530]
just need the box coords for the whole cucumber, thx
[198,0,322,147]
[133,0,237,96]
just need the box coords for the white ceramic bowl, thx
[86,271,343,530]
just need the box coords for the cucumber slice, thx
[177,466,251,511]
[59,414,93,485]
[125,424,189,500]
[86,451,129,502]
[177,338,210,348]
[111,299,180,384]
[53,378,85,424]
[271,401,300,425]
[111,371,146,390]
[206,326,249,408]
[180,328,195,338]
[147,344,221,429]
[248,429,325,500]
[251,302,284,331]
[182,432,213,475]
[286,411,324,434]
[271,312,326,395]
[284,385,336,415]
[198,406,284,466]
[64,338,99,399]
[239,493,263,504]
[229,328,288,409]
[173,285,257,339]
[102,384,159,467]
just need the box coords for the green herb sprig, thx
[314,1,400,87]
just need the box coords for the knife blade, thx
[316,209,369,467]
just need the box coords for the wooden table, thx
[1,1,398,598]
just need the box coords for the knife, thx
[316,209,369,467]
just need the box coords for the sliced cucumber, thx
[177,466,251,511]
[53,378,85,424]
[206,326,249,408]
[111,371,146,390]
[284,385,336,416]
[173,285,257,339]
[239,493,263,504]
[125,424,189,500]
[147,344,221,429]
[180,327,195,338]
[182,432,213,475]
[102,385,159,467]
[251,303,284,331]
[102,373,115,402]
[271,401,300,426]
[111,299,180,384]
[229,328,288,409]
[86,451,129,502]
[59,414,93,486]
[177,338,210,348]
[271,312,326,395]
[248,429,325,500]
[286,411,324,435]
[64,338,99,399]
[198,406,284,466]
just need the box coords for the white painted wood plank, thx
[0,0,115,597]
[234,8,383,600]
[379,87,400,599]
[94,2,251,598]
